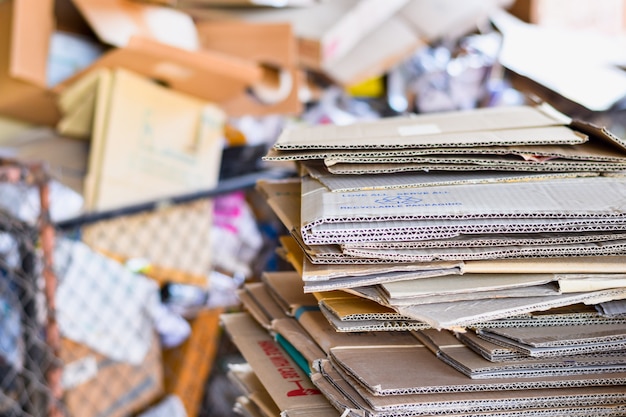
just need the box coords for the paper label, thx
[397,124,442,136]
[62,355,98,389]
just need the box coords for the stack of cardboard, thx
[221,104,626,416]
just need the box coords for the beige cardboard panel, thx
[325,160,626,175]
[303,160,599,193]
[318,303,428,333]
[482,324,626,348]
[397,287,626,330]
[197,21,295,68]
[343,231,626,250]
[274,105,576,150]
[187,0,408,70]
[266,135,626,162]
[302,269,459,293]
[492,9,626,112]
[238,288,273,330]
[342,239,626,262]
[315,291,404,320]
[322,143,626,165]
[381,274,557,299]
[297,309,418,354]
[300,175,626,242]
[457,329,528,361]
[243,282,289,324]
[61,334,163,417]
[317,358,626,415]
[1,128,88,193]
[329,344,626,396]
[415,328,626,379]
[477,326,626,358]
[464,256,626,274]
[382,283,561,308]
[301,252,458,281]
[81,68,225,211]
[261,271,318,317]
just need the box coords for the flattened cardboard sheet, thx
[342,239,626,262]
[74,68,225,211]
[300,160,599,192]
[396,287,626,329]
[414,329,626,379]
[476,324,626,357]
[274,105,578,150]
[314,358,626,416]
[329,344,626,396]
[261,271,318,317]
[240,282,289,326]
[318,304,429,333]
[324,159,626,175]
[343,231,626,250]
[302,174,626,229]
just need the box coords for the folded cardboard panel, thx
[274,105,577,150]
[64,68,226,211]
[314,358,626,416]
[325,159,626,175]
[261,271,319,317]
[397,287,626,329]
[329,344,626,396]
[300,175,626,244]
[301,160,599,192]
[476,324,626,357]
[342,239,626,262]
[415,328,626,379]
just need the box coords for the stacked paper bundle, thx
[222,104,626,416]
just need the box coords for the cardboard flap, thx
[55,36,263,103]
[197,21,296,68]
[197,20,302,115]
[10,0,54,87]
[274,105,579,150]
[71,0,199,50]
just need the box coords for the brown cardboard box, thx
[162,307,223,417]
[196,20,303,116]
[0,0,60,125]
[58,68,225,211]
[60,334,163,417]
